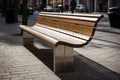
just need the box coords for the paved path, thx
[0,14,60,80]
[0,13,120,80]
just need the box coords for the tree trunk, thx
[22,0,28,25]
[21,0,28,35]
[14,0,19,22]
[1,0,7,17]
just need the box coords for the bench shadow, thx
[58,52,120,80]
[24,45,120,80]
[93,38,120,46]
[96,29,120,35]
[24,45,53,71]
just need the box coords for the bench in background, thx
[19,12,103,73]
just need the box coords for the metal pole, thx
[53,0,55,9]
[108,0,110,12]
[94,0,97,12]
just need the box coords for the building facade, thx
[44,0,120,12]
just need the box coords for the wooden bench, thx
[19,12,103,73]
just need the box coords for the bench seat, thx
[20,24,90,47]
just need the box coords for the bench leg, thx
[53,45,73,73]
[23,31,34,46]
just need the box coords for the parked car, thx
[76,4,88,13]
[44,6,53,12]
[54,4,63,12]
[109,7,120,13]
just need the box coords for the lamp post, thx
[94,0,97,12]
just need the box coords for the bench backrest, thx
[36,12,103,36]
[40,12,103,18]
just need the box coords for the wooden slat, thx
[31,26,87,47]
[38,16,96,27]
[39,14,98,22]
[40,12,103,18]
[19,25,59,46]
[20,25,88,47]
[36,23,91,40]
[37,17,94,36]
